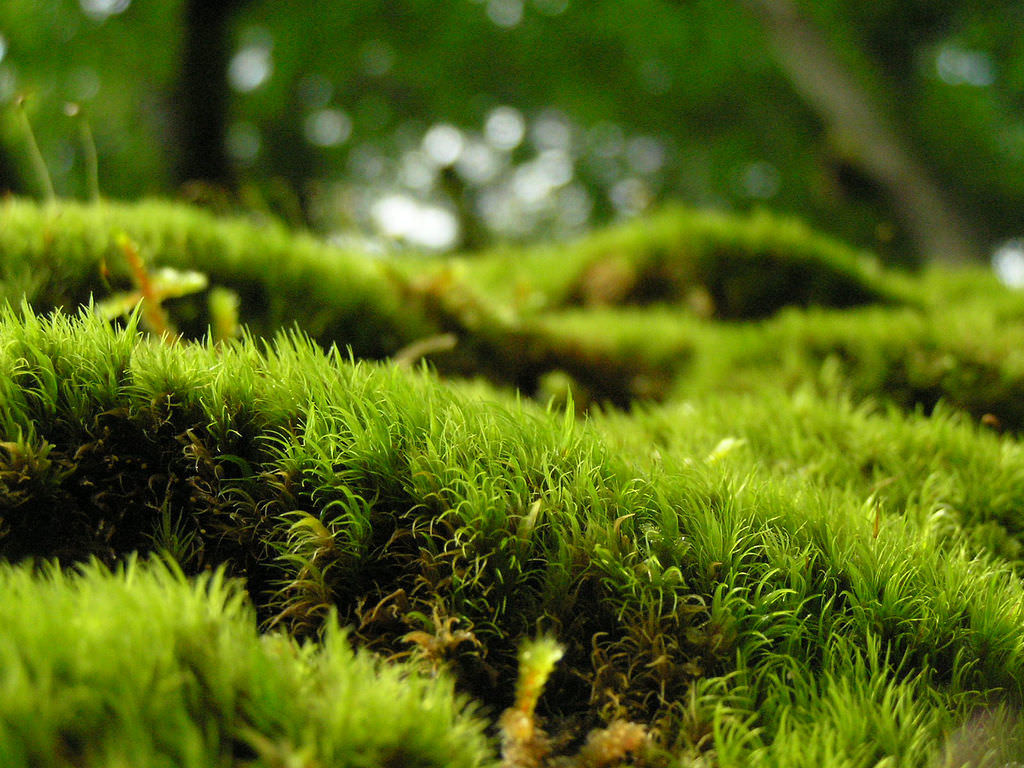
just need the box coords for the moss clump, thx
[0,197,433,357]
[7,197,1020,420]
[3,305,1024,764]
[0,556,494,768]
[5,199,1024,765]
[673,305,1024,430]
[0,198,907,407]
[437,206,902,318]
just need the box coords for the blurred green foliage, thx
[0,0,1021,261]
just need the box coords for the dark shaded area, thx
[566,247,891,320]
[172,0,250,189]
[697,252,888,319]
[0,407,279,609]
[0,148,22,197]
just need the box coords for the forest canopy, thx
[6,4,1024,765]
[0,0,1022,264]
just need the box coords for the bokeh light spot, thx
[304,108,352,147]
[610,178,652,215]
[485,106,526,151]
[79,0,130,22]
[399,151,436,190]
[456,140,501,185]
[557,183,592,229]
[478,187,526,236]
[537,149,573,187]
[487,0,524,28]
[993,239,1024,288]
[936,44,995,87]
[512,166,549,204]
[512,150,573,204]
[229,36,273,93]
[531,109,572,150]
[372,193,459,250]
[626,135,666,175]
[373,194,418,238]
[423,123,464,166]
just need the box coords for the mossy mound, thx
[0,197,429,357]
[1,307,1024,765]
[0,198,909,408]
[0,557,492,768]
[4,197,1021,421]
[442,205,903,318]
[4,198,1024,766]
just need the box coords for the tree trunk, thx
[173,0,246,189]
[738,0,983,263]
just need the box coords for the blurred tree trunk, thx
[173,0,248,189]
[738,0,983,263]
[0,147,22,196]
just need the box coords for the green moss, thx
[0,198,432,357]
[673,304,1024,429]
[5,199,1024,765]
[441,205,904,317]
[2,306,1024,764]
[0,556,494,768]
[0,198,911,407]
[597,385,1024,572]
